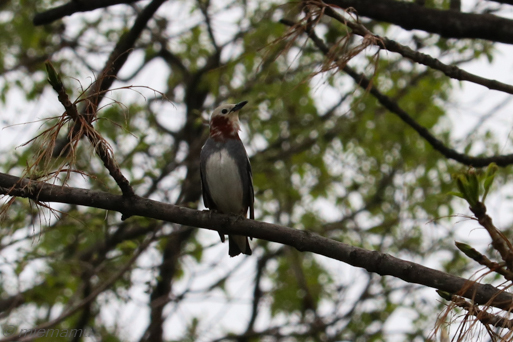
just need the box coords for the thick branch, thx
[488,0,513,4]
[1,172,513,311]
[323,0,513,45]
[33,0,142,26]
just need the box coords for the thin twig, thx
[449,294,513,330]
[456,241,513,281]
[470,202,513,272]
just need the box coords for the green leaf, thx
[447,191,465,199]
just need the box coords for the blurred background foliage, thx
[0,0,511,341]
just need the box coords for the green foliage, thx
[270,250,332,316]
[450,163,498,208]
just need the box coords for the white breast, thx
[205,149,244,214]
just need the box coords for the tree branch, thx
[281,18,513,167]
[33,0,142,26]
[46,62,134,197]
[486,0,513,5]
[0,293,25,317]
[84,0,167,123]
[342,65,513,167]
[1,171,513,311]
[52,0,167,157]
[198,0,219,52]
[140,228,194,342]
[446,293,513,330]
[323,0,513,45]
[244,250,280,335]
[322,7,513,95]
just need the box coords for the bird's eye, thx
[221,109,229,114]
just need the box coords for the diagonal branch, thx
[1,171,513,311]
[281,18,513,167]
[322,6,513,95]
[198,0,219,52]
[342,65,513,167]
[33,0,142,26]
[445,293,513,330]
[46,62,134,197]
[88,0,167,116]
[52,0,167,157]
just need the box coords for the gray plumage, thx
[200,102,254,257]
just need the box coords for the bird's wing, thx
[200,140,224,243]
[247,156,255,220]
[199,140,216,211]
[226,139,255,220]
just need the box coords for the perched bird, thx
[200,101,254,257]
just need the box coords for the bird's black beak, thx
[230,100,248,113]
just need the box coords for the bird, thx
[200,100,254,257]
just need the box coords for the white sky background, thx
[2,0,513,341]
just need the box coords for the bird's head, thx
[209,101,248,140]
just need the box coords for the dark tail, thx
[229,235,252,257]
